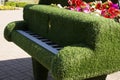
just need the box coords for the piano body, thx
[4,0,120,80]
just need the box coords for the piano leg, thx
[84,75,107,80]
[32,57,48,80]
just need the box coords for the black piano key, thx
[45,41,53,44]
[46,42,56,45]
[51,45,60,47]
[36,37,44,39]
[24,30,30,33]
[53,47,61,50]
[32,35,40,37]
[28,33,35,35]
[52,45,61,48]
[24,31,33,34]
[41,39,50,41]
[20,30,63,53]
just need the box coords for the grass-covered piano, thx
[4,0,120,80]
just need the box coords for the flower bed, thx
[53,0,120,22]
[68,0,119,18]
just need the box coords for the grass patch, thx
[0,5,16,10]
[5,1,27,7]
[0,1,28,10]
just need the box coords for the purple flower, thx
[83,7,90,13]
[112,3,119,9]
[76,6,81,11]
[82,4,90,13]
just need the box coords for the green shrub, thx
[5,1,28,8]
[0,1,28,10]
[16,2,27,7]
[0,6,15,10]
[5,1,16,7]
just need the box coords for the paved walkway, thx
[0,9,120,80]
[0,9,52,80]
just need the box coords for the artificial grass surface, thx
[4,1,120,80]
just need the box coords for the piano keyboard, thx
[17,30,63,54]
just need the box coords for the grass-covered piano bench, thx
[4,0,120,80]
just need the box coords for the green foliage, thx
[16,2,27,7]
[5,1,27,8]
[0,5,15,10]
[5,1,16,7]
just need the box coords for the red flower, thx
[96,3,102,10]
[67,0,120,19]
[102,1,113,9]
[108,7,120,17]
[80,2,87,8]
[90,7,96,12]
[68,6,75,10]
[101,7,120,19]
[68,0,83,6]
[68,0,76,5]
[75,0,82,6]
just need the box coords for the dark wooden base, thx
[32,57,48,80]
